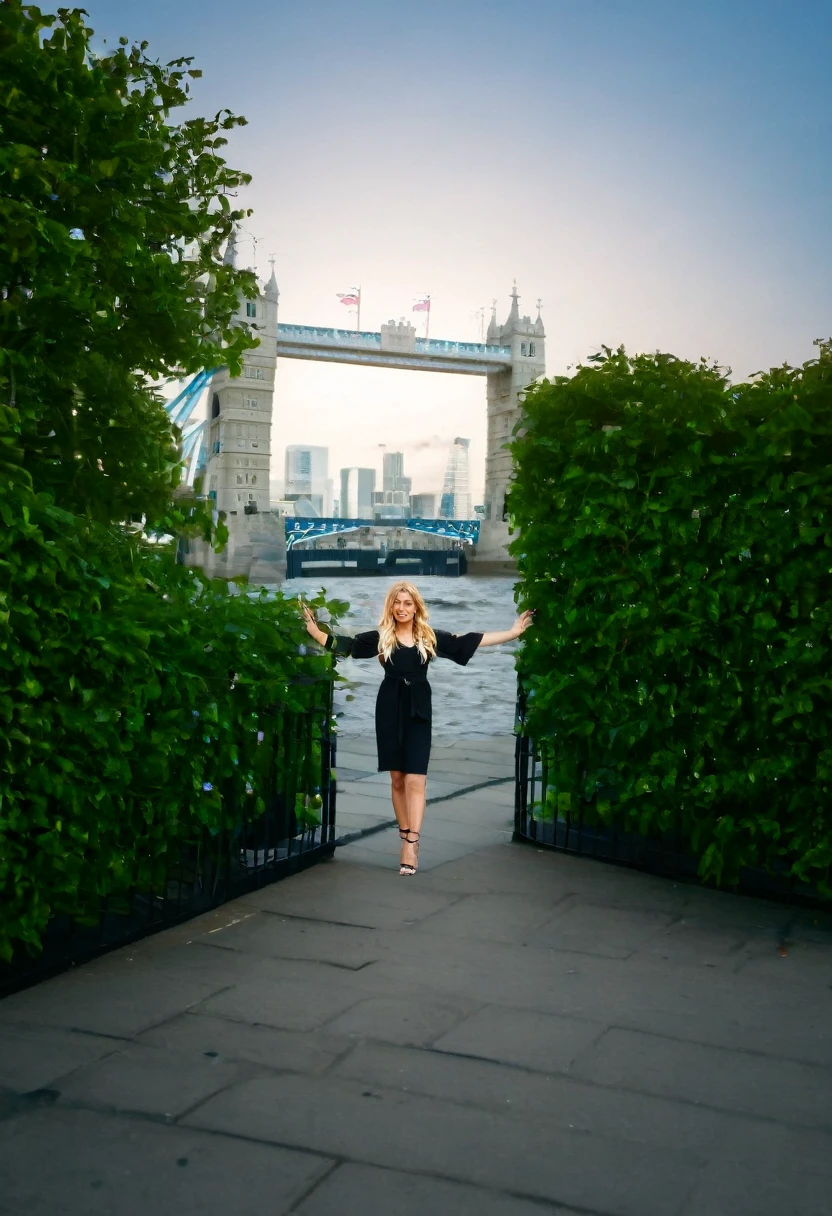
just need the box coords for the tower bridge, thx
[178,237,545,582]
[276,324,514,376]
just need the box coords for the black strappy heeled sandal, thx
[397,825,410,873]
[399,829,420,876]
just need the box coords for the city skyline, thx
[275,440,475,518]
[87,0,832,511]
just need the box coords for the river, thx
[284,575,522,741]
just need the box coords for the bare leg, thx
[401,773,427,870]
[389,770,409,831]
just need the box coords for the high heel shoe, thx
[396,826,410,873]
[399,829,420,876]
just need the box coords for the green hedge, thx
[510,345,832,895]
[0,462,345,960]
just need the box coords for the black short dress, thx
[325,629,483,774]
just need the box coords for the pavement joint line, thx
[195,937,380,972]
[284,1157,342,1215]
[242,909,380,931]
[333,775,514,848]
[374,1040,832,1135]
[317,1038,364,1079]
[114,984,240,1041]
[5,1052,814,1148]
[11,1026,831,1168]
[288,1157,601,1216]
[596,1020,832,1072]
[170,1106,620,1216]
[0,1021,131,1044]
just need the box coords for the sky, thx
[88,0,832,504]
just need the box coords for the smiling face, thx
[393,591,416,625]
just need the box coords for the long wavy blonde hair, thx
[378,581,437,663]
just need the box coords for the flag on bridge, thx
[336,287,361,331]
[413,295,431,338]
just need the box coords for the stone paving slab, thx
[200,908,385,968]
[533,900,678,958]
[184,1071,700,1216]
[322,993,478,1047]
[0,965,227,1039]
[570,1026,832,1127]
[349,927,832,1065]
[330,1039,820,1163]
[0,1107,332,1216]
[337,837,509,871]
[333,809,394,836]
[293,1161,582,1215]
[419,794,514,824]
[2,731,832,1216]
[0,1022,120,1093]
[56,1042,244,1118]
[432,1004,606,1072]
[408,890,565,945]
[680,1159,831,1216]
[334,765,377,782]
[245,866,461,927]
[194,972,364,1033]
[138,1011,346,1074]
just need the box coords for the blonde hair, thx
[378,581,437,663]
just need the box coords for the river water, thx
[284,575,522,741]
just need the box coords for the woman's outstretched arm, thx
[477,609,534,648]
[302,605,379,658]
[302,605,329,648]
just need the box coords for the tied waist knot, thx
[383,670,431,741]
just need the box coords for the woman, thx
[303,581,532,875]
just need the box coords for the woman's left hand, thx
[511,610,534,638]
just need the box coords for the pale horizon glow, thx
[88,0,832,504]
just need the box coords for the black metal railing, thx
[514,685,821,906]
[1,679,337,997]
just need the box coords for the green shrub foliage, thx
[0,459,346,960]
[0,8,347,960]
[0,2,258,525]
[510,345,832,894]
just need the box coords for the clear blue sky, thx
[88,0,832,500]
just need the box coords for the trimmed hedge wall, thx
[510,346,832,895]
[0,462,345,960]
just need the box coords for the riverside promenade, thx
[1,732,831,1215]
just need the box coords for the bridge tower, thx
[474,284,545,570]
[185,238,286,582]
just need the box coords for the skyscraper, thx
[285,445,329,516]
[382,451,412,495]
[340,467,376,518]
[439,437,472,519]
[410,492,437,518]
[382,451,404,492]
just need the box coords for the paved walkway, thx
[1,734,831,1216]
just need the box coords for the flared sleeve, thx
[434,629,483,666]
[324,629,380,659]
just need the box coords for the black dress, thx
[325,629,483,774]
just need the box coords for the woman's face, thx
[392,592,416,624]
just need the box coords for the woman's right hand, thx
[302,605,327,647]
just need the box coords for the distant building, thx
[439,437,472,519]
[382,450,412,499]
[383,451,404,491]
[373,489,410,520]
[410,492,437,518]
[340,467,376,517]
[285,445,329,516]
